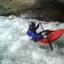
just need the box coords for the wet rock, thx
[0,0,64,22]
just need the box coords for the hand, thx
[37,21,41,25]
[44,35,47,38]
[39,22,41,25]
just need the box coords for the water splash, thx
[0,16,64,64]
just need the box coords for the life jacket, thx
[27,29,42,41]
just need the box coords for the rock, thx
[0,0,64,22]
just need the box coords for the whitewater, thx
[0,15,64,64]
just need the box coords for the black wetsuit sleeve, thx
[35,24,39,30]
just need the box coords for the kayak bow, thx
[38,29,63,44]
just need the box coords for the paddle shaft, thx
[40,23,53,50]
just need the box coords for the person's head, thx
[29,22,35,29]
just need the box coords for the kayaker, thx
[27,22,50,42]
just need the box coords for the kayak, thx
[38,29,63,44]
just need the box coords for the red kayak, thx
[38,29,63,44]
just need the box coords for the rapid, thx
[0,15,64,64]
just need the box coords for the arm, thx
[35,24,39,30]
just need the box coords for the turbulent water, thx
[0,15,64,64]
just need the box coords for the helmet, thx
[29,22,35,27]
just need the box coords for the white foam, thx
[0,16,64,64]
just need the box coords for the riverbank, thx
[0,1,64,22]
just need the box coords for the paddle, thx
[40,22,53,50]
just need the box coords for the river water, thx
[0,15,64,64]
